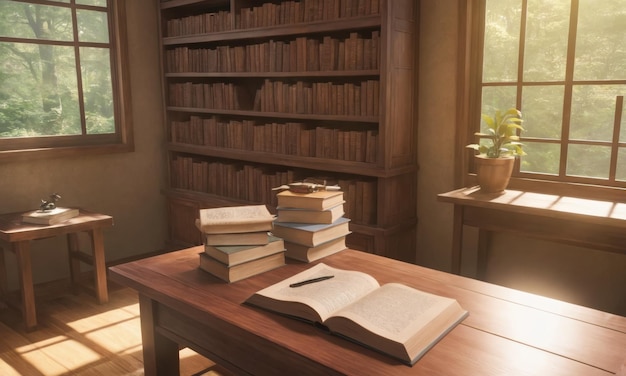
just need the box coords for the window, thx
[472,0,625,188]
[0,0,132,160]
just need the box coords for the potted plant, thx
[466,108,525,193]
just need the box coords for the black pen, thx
[289,275,334,288]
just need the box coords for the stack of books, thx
[272,189,350,262]
[196,205,285,283]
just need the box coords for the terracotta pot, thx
[474,155,515,193]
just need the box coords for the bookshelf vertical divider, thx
[159,0,418,262]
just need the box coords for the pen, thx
[289,275,334,288]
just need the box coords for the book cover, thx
[246,263,469,366]
[21,207,80,225]
[284,235,348,262]
[204,231,270,246]
[205,236,285,266]
[271,217,350,247]
[199,251,285,283]
[276,202,345,224]
[197,205,275,234]
[276,190,344,211]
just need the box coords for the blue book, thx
[271,217,350,247]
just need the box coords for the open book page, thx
[325,283,468,364]
[248,263,379,322]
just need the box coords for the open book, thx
[246,263,468,365]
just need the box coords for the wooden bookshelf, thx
[158,0,418,263]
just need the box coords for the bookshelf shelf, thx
[167,107,379,123]
[168,142,416,177]
[160,0,228,11]
[162,16,381,45]
[165,70,380,78]
[159,0,418,263]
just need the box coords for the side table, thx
[0,209,113,330]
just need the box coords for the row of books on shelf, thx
[170,116,378,163]
[170,156,378,224]
[165,32,380,73]
[165,0,381,37]
[168,79,379,117]
[253,80,379,116]
[171,157,293,207]
[168,82,241,110]
[197,190,351,282]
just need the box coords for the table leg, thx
[476,229,490,280]
[67,233,82,294]
[88,229,108,304]
[13,241,37,330]
[0,245,7,306]
[139,294,180,376]
[451,205,464,275]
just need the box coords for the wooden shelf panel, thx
[168,143,416,177]
[165,70,380,79]
[162,15,381,45]
[167,107,379,123]
[160,0,229,10]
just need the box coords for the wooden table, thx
[437,186,626,277]
[109,247,626,375]
[0,209,113,330]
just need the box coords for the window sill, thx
[0,143,134,162]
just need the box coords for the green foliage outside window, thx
[480,0,626,184]
[0,1,114,140]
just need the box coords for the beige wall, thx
[417,0,626,316]
[0,0,166,288]
[416,0,460,273]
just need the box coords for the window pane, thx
[566,144,611,178]
[571,85,626,141]
[523,0,570,82]
[481,86,517,123]
[574,0,626,80]
[0,2,73,41]
[0,42,80,137]
[617,148,626,182]
[77,0,107,6]
[81,47,114,134]
[520,141,560,174]
[521,85,564,138]
[482,0,522,82]
[77,9,109,43]
[620,95,626,143]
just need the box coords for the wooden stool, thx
[0,209,113,330]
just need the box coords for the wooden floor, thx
[0,282,228,376]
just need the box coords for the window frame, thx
[0,0,133,162]
[460,0,626,201]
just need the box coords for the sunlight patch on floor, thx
[63,303,139,333]
[0,354,23,376]
[17,336,102,376]
[83,316,143,354]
